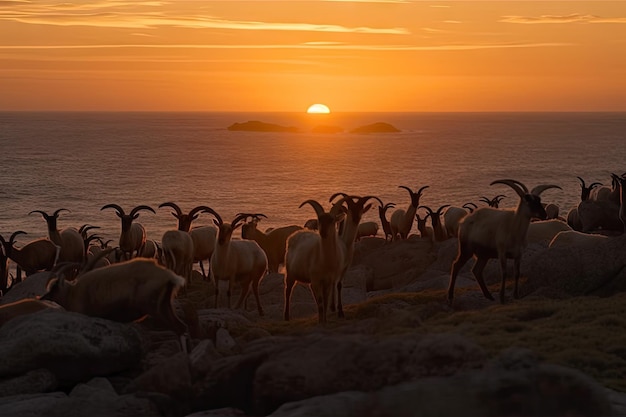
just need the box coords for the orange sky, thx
[1,1,625,112]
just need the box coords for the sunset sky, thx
[1,1,625,112]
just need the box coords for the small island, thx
[227,120,299,133]
[349,122,400,134]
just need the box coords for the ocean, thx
[0,111,624,246]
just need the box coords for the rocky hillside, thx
[2,232,626,416]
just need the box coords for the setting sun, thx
[307,104,331,114]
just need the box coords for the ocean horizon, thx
[1,111,624,246]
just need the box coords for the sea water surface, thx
[0,111,624,244]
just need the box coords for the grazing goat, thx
[29,208,84,264]
[419,204,451,242]
[284,199,347,324]
[448,179,562,305]
[101,204,155,260]
[240,214,302,274]
[356,221,379,241]
[390,185,429,241]
[378,202,395,242]
[203,210,268,316]
[40,258,189,352]
[0,232,60,288]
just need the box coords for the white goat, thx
[40,258,189,352]
[101,204,156,260]
[29,208,84,264]
[443,203,476,239]
[389,185,429,241]
[526,219,572,245]
[448,179,562,305]
[240,214,302,274]
[0,231,59,279]
[204,210,268,316]
[548,230,609,248]
[284,199,347,324]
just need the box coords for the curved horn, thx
[53,208,70,217]
[530,184,562,196]
[329,192,350,203]
[300,199,326,218]
[28,209,50,219]
[202,207,223,225]
[236,213,268,223]
[101,204,125,217]
[231,213,251,229]
[398,185,414,196]
[188,205,214,219]
[436,204,451,215]
[158,202,183,218]
[418,205,434,215]
[576,176,586,188]
[129,205,156,217]
[464,202,478,209]
[478,196,491,204]
[490,179,527,198]
[589,182,603,189]
[9,230,27,245]
[416,185,429,197]
[358,195,384,208]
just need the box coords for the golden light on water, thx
[307,104,331,114]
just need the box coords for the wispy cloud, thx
[0,1,409,34]
[500,14,626,24]
[0,42,572,52]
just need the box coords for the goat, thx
[378,202,395,242]
[419,205,451,242]
[284,199,346,324]
[567,176,603,231]
[479,195,506,208]
[0,232,60,288]
[526,219,572,245]
[158,202,214,284]
[240,214,302,274]
[329,194,380,318]
[416,212,433,242]
[390,185,429,241]
[29,208,84,264]
[101,204,155,260]
[356,221,379,241]
[448,179,562,305]
[617,174,626,230]
[548,230,608,248]
[40,258,189,352]
[443,204,475,239]
[303,218,318,230]
[203,210,267,316]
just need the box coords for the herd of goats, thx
[0,173,625,352]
